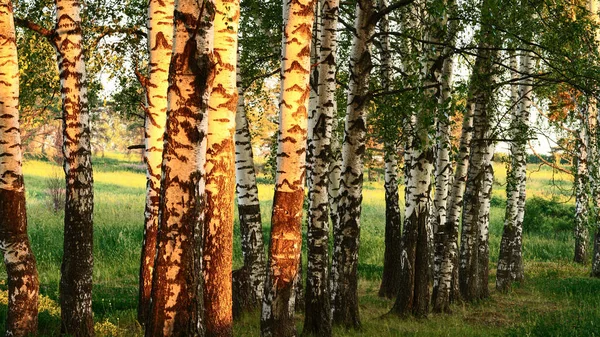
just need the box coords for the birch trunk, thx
[574,115,589,264]
[53,1,95,335]
[588,0,600,278]
[458,46,498,303]
[496,52,532,291]
[303,0,338,334]
[330,0,375,328]
[0,2,40,335]
[233,51,266,314]
[260,0,315,334]
[377,0,402,300]
[432,100,474,312]
[203,0,240,335]
[593,98,600,276]
[138,0,174,323]
[145,0,215,335]
[391,1,448,317]
[431,46,454,299]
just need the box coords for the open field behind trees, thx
[0,153,597,336]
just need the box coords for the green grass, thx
[0,156,598,336]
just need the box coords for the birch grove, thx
[0,2,39,335]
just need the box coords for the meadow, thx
[0,153,598,336]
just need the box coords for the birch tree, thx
[145,0,215,335]
[377,0,402,300]
[203,0,240,335]
[304,0,338,334]
[260,0,315,334]
[233,50,266,314]
[0,2,40,335]
[391,1,447,317]
[497,52,533,292]
[137,0,174,323]
[53,0,95,334]
[574,111,590,264]
[432,99,474,312]
[459,42,499,303]
[330,0,375,327]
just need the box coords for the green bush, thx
[523,196,574,234]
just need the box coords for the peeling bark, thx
[260,0,315,334]
[330,0,375,328]
[138,0,175,323]
[53,1,95,335]
[145,1,215,335]
[0,3,40,335]
[203,0,240,335]
[303,0,337,334]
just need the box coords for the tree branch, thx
[14,17,53,38]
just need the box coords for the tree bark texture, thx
[138,0,175,323]
[377,0,402,300]
[431,44,455,301]
[0,2,40,335]
[53,1,95,335]
[391,118,434,317]
[203,0,240,335]
[330,0,375,328]
[260,0,315,334]
[574,114,590,264]
[458,45,498,303]
[145,1,215,335]
[496,52,532,292]
[233,50,266,315]
[303,0,338,335]
[432,100,474,312]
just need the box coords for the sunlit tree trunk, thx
[53,1,95,335]
[138,0,174,323]
[0,2,40,335]
[330,0,375,328]
[378,0,402,300]
[432,99,474,312]
[497,52,532,291]
[574,113,589,264]
[260,0,315,334]
[145,0,215,335]
[459,45,498,303]
[303,0,338,334]
[232,50,266,315]
[203,0,240,335]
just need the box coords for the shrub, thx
[523,196,574,234]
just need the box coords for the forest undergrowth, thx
[0,153,597,336]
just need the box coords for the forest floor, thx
[0,153,598,336]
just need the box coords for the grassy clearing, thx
[0,156,598,336]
